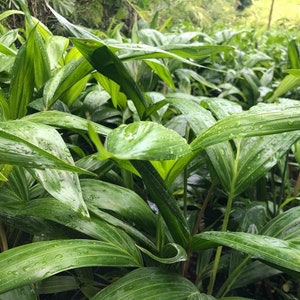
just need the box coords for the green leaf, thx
[132,161,190,246]
[105,121,191,160]
[166,95,235,193]
[190,107,300,151]
[43,58,93,109]
[288,39,300,69]
[190,232,300,273]
[261,207,300,244]
[46,35,69,69]
[0,10,23,22]
[8,32,35,119]
[0,285,36,300]
[24,111,112,136]
[137,243,187,264]
[21,198,142,257]
[81,179,156,234]
[0,239,142,294]
[144,59,175,89]
[267,74,300,103]
[71,38,147,119]
[0,120,91,174]
[92,267,209,300]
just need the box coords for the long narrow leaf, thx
[24,111,112,136]
[0,239,142,294]
[71,38,147,119]
[132,160,190,246]
[190,232,300,273]
[191,107,300,151]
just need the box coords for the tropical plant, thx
[0,1,300,299]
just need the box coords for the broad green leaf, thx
[92,267,209,300]
[166,95,235,193]
[132,161,190,246]
[0,285,36,300]
[267,74,300,103]
[71,38,147,119]
[43,58,93,109]
[31,166,89,218]
[190,232,300,273]
[37,276,79,294]
[233,133,300,196]
[0,43,17,56]
[8,32,35,119]
[261,207,300,244]
[28,25,51,90]
[144,59,175,89]
[87,206,157,251]
[93,72,127,109]
[0,239,142,294]
[24,111,111,136]
[0,120,91,174]
[2,121,88,216]
[46,35,69,69]
[162,43,233,60]
[21,198,142,257]
[288,39,300,69]
[105,121,191,160]
[137,243,187,264]
[190,107,300,151]
[231,261,281,290]
[81,179,156,234]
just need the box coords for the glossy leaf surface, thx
[105,121,191,160]
[0,239,142,294]
[92,267,211,300]
[191,232,300,272]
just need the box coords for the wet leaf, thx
[105,121,191,160]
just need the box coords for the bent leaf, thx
[0,120,90,174]
[105,121,191,160]
[92,267,209,300]
[137,243,187,264]
[0,239,141,294]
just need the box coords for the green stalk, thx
[216,255,251,298]
[207,139,241,295]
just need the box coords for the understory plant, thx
[0,1,300,299]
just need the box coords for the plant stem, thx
[207,139,241,295]
[0,223,8,252]
[216,255,251,298]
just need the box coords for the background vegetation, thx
[0,0,300,299]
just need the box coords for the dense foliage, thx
[1,0,300,299]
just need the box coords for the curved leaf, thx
[0,239,142,294]
[105,121,191,160]
[0,120,90,174]
[137,243,187,264]
[190,232,300,273]
[92,267,210,300]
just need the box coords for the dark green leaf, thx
[71,38,147,119]
[92,267,208,300]
[191,232,300,273]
